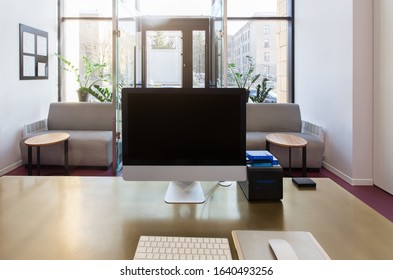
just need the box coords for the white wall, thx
[295,0,373,185]
[373,0,393,194]
[0,0,58,175]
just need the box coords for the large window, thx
[59,0,293,102]
[226,0,293,103]
[60,1,114,102]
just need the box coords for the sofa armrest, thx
[23,119,48,138]
[302,120,324,142]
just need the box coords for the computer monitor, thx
[121,87,247,203]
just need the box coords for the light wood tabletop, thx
[24,132,70,146]
[1,176,393,260]
[266,133,307,148]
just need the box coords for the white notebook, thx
[232,230,330,260]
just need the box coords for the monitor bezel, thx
[121,87,247,168]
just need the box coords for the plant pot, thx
[77,89,89,102]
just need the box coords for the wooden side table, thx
[24,132,70,175]
[266,133,308,176]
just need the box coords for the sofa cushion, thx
[246,132,270,150]
[246,103,302,132]
[66,130,113,166]
[47,102,113,131]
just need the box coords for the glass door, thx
[112,1,223,173]
[113,0,138,174]
[141,18,209,88]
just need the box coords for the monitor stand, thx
[164,181,205,204]
[219,181,232,187]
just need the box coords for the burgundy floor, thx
[5,165,114,177]
[4,165,393,223]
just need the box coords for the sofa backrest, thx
[246,103,302,132]
[47,102,113,131]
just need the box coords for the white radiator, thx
[23,119,47,138]
[302,120,324,142]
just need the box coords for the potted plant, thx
[227,55,261,101]
[55,53,111,102]
[250,77,273,103]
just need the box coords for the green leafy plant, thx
[250,77,273,103]
[55,53,111,101]
[227,55,261,90]
[90,85,112,102]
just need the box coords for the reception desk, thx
[0,176,392,260]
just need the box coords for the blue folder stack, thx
[246,150,279,167]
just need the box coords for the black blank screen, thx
[122,88,246,166]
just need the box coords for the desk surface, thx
[1,176,392,260]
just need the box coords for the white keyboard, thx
[134,235,232,260]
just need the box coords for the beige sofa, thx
[20,102,113,168]
[246,103,325,169]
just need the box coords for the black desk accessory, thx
[292,177,316,188]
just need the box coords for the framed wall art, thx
[19,24,48,80]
